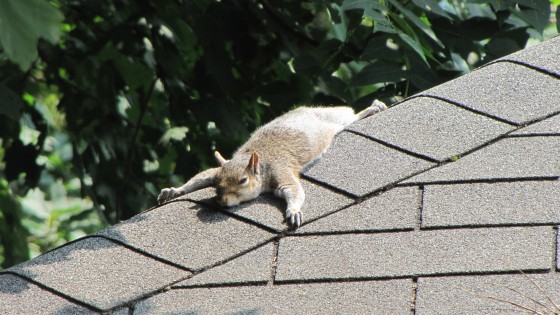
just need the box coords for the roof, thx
[1,36,560,314]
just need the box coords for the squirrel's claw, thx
[157,187,181,205]
[286,208,303,229]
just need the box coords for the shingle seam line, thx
[124,270,557,292]
[147,198,281,234]
[0,234,176,274]
[290,227,415,236]
[396,176,560,187]
[106,282,193,313]
[509,133,560,137]
[173,281,268,289]
[486,59,560,80]
[411,94,520,126]
[555,227,559,272]
[300,174,360,199]
[89,235,196,272]
[273,269,552,285]
[287,228,416,237]
[121,239,277,311]
[345,130,441,163]
[179,198,281,234]
[189,237,277,275]
[289,224,555,237]
[411,277,419,315]
[506,110,560,135]
[0,271,103,312]
[416,186,425,231]
[420,222,559,231]
[294,177,430,231]
[293,198,360,229]
[269,238,280,286]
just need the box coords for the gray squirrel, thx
[157,100,387,228]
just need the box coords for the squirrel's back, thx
[234,106,357,169]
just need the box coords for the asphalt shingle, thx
[404,137,560,184]
[297,187,419,233]
[276,227,553,281]
[135,280,413,314]
[98,201,274,270]
[0,274,96,315]
[303,131,435,196]
[416,273,560,314]
[6,237,187,311]
[176,242,273,287]
[182,178,354,231]
[422,181,560,227]
[422,62,560,124]
[511,113,560,135]
[348,97,514,161]
[499,36,560,76]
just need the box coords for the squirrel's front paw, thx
[286,208,303,229]
[157,188,181,205]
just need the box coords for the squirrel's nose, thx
[217,195,239,207]
[217,196,228,207]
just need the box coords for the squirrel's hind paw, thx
[286,208,303,229]
[370,99,388,113]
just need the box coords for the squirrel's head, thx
[213,151,263,207]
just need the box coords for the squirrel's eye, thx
[238,177,248,185]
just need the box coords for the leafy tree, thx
[0,0,557,269]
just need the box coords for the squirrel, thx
[157,100,387,228]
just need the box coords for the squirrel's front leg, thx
[274,174,305,228]
[158,167,219,205]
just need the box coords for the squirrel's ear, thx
[214,151,228,166]
[247,152,260,175]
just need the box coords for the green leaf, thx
[361,35,401,61]
[292,55,322,76]
[341,0,384,11]
[387,11,431,64]
[99,44,155,90]
[398,31,428,64]
[351,62,407,86]
[485,29,528,60]
[439,52,470,74]
[468,0,510,11]
[374,19,398,34]
[341,0,393,34]
[407,50,441,91]
[512,0,551,34]
[341,0,370,11]
[160,127,189,145]
[0,0,64,71]
[410,0,451,19]
[387,0,444,47]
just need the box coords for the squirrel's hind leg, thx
[356,99,387,120]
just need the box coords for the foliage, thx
[0,0,557,269]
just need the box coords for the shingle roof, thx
[1,36,559,314]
